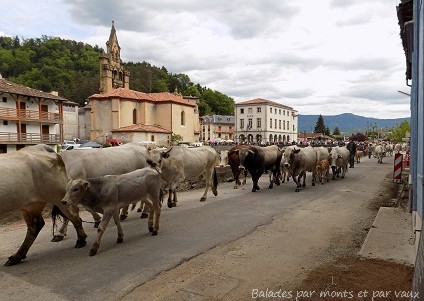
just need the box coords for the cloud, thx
[1,0,410,119]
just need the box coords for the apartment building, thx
[200,115,235,143]
[0,77,68,153]
[234,98,298,144]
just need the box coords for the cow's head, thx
[218,150,229,167]
[329,149,342,167]
[148,147,172,165]
[238,148,255,170]
[61,179,90,206]
[283,147,300,168]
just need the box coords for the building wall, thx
[90,100,113,141]
[235,103,298,143]
[171,104,196,143]
[63,104,78,140]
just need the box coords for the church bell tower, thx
[99,21,130,94]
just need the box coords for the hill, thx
[298,113,410,134]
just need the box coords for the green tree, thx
[332,127,341,135]
[171,133,183,145]
[391,120,410,142]
[314,114,326,133]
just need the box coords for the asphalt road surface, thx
[0,157,393,301]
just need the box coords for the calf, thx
[61,165,163,256]
[316,159,330,184]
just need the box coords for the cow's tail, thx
[212,167,218,196]
[51,205,65,238]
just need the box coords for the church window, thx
[181,111,186,126]
[133,109,137,124]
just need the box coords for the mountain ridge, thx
[298,113,410,134]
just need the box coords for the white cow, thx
[149,146,219,207]
[374,144,385,164]
[54,143,151,241]
[0,145,87,266]
[61,164,163,256]
[328,146,350,179]
[284,146,318,192]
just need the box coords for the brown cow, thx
[227,145,249,189]
[316,159,330,184]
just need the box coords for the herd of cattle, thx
[0,141,404,266]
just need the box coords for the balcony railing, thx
[0,132,61,144]
[0,107,61,123]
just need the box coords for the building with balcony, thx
[0,77,67,153]
[200,115,235,143]
[235,98,298,144]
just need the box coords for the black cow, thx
[237,145,282,192]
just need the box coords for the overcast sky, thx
[1,0,411,119]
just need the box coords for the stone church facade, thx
[84,21,200,146]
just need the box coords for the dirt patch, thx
[295,257,414,301]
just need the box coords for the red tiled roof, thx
[89,88,195,107]
[0,78,68,101]
[149,92,196,107]
[236,98,294,110]
[111,124,172,134]
[89,88,152,101]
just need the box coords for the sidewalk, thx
[359,206,416,265]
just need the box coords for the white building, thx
[234,98,298,144]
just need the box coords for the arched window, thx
[133,109,137,124]
[269,134,273,142]
[181,111,185,126]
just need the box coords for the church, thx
[82,21,200,146]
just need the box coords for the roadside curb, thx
[358,206,415,265]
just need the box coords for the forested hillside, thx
[0,36,234,115]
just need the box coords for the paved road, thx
[0,157,393,301]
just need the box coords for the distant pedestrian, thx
[347,139,357,168]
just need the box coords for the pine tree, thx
[332,127,341,135]
[314,115,326,133]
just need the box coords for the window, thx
[3,121,8,125]
[274,119,277,129]
[181,111,185,126]
[2,97,6,102]
[133,109,137,124]
[270,118,272,128]
[240,108,244,114]
[240,119,245,128]
[270,108,272,113]
[248,118,252,129]
[279,120,281,129]
[287,121,290,129]
[283,110,286,116]
[151,135,155,141]
[257,107,261,113]
[257,118,261,128]
[279,109,281,115]
[248,108,252,114]
[283,121,286,130]
[274,109,277,114]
